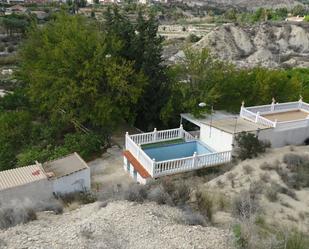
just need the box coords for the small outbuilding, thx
[43,152,91,195]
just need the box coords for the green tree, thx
[18,13,146,132]
[0,111,32,170]
[103,7,169,130]
[291,4,306,16]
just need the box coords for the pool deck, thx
[262,110,309,122]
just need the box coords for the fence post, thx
[271,97,275,111]
[125,132,129,149]
[255,112,260,123]
[193,152,197,168]
[274,119,278,128]
[152,158,156,177]
[153,128,157,142]
[298,95,303,109]
[240,101,245,116]
[179,124,184,138]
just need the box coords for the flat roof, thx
[262,110,309,122]
[205,117,269,134]
[181,111,269,134]
[181,111,236,127]
[0,164,47,191]
[42,153,88,179]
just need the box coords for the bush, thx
[182,207,207,226]
[195,190,213,222]
[188,34,201,43]
[59,191,97,205]
[232,190,260,219]
[243,164,254,175]
[234,132,270,160]
[147,186,172,205]
[0,204,37,229]
[7,46,14,53]
[124,184,148,203]
[278,153,309,189]
[265,185,278,202]
[0,44,5,52]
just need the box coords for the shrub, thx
[195,190,213,222]
[182,207,207,226]
[278,153,309,189]
[59,191,97,205]
[0,44,5,52]
[0,205,37,229]
[265,185,278,202]
[277,229,309,249]
[232,190,260,219]
[7,46,14,53]
[124,184,148,203]
[283,153,307,168]
[243,164,254,175]
[188,34,201,43]
[147,186,172,205]
[234,132,270,160]
[260,172,271,183]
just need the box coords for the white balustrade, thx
[153,150,231,177]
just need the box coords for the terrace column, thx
[298,95,303,109]
[255,112,260,123]
[179,124,184,138]
[271,97,275,111]
[152,158,156,177]
[274,119,278,128]
[153,128,157,142]
[125,132,129,149]
[240,101,245,116]
[193,152,197,168]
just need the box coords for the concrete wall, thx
[258,126,309,148]
[0,179,53,204]
[200,124,234,152]
[52,169,91,195]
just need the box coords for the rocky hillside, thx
[185,0,303,10]
[191,22,309,68]
[0,201,231,249]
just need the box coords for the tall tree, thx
[18,13,146,132]
[103,7,170,130]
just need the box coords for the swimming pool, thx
[143,141,213,162]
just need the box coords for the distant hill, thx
[185,0,303,10]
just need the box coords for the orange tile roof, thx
[123,150,151,179]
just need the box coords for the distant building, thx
[0,152,91,203]
[5,4,27,15]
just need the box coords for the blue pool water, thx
[143,141,213,162]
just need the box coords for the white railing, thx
[184,130,196,141]
[125,127,232,178]
[240,107,276,127]
[246,101,299,114]
[256,115,276,127]
[275,119,309,130]
[130,127,183,145]
[300,102,309,112]
[125,134,154,175]
[153,151,231,177]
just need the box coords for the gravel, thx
[0,201,231,249]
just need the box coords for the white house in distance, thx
[0,152,91,203]
[124,97,309,184]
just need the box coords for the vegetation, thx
[161,48,302,126]
[234,132,270,160]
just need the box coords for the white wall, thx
[200,124,234,152]
[0,179,53,204]
[52,169,91,195]
[258,126,309,148]
[123,156,148,185]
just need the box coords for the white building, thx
[0,152,91,203]
[43,152,91,195]
[124,97,309,184]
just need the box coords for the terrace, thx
[240,98,309,130]
[124,125,232,178]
